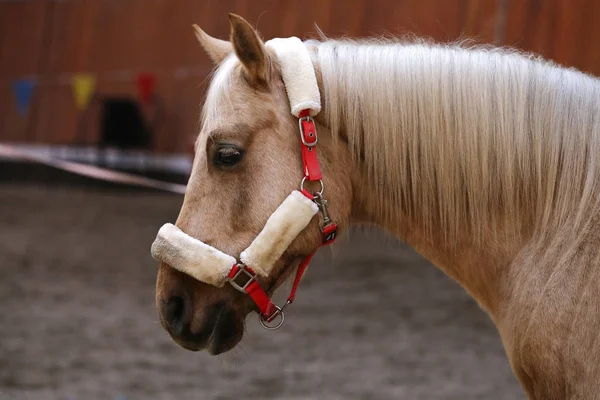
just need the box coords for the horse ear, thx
[228,13,268,84]
[192,24,232,64]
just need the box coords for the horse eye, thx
[213,145,244,167]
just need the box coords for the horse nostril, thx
[163,295,189,335]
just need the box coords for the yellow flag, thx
[72,73,96,110]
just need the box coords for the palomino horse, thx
[154,14,600,399]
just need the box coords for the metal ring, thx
[259,307,285,330]
[300,177,324,196]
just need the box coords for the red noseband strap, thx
[227,248,314,323]
[227,264,278,318]
[227,239,329,327]
[226,109,337,329]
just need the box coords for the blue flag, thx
[12,78,36,116]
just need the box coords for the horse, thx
[154,13,600,399]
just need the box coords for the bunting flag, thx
[11,78,36,116]
[137,72,156,103]
[72,73,96,110]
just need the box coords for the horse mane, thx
[311,37,600,243]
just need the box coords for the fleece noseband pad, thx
[151,223,236,287]
[151,190,318,287]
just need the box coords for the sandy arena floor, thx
[0,184,524,399]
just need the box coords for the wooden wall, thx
[1,0,599,154]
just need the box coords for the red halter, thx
[226,109,337,329]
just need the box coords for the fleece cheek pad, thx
[265,37,321,117]
[151,190,319,287]
[240,190,319,275]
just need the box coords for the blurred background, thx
[1,0,599,399]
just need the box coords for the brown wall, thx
[1,0,599,153]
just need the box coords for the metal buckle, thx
[298,115,318,147]
[259,299,291,330]
[228,263,256,293]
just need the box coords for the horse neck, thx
[346,167,521,317]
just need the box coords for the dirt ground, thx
[0,184,524,399]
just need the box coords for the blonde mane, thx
[312,38,600,242]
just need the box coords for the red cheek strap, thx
[298,109,322,181]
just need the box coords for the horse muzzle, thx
[156,263,248,354]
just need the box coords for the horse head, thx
[154,14,353,354]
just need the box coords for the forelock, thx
[201,54,239,129]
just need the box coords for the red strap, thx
[321,222,337,245]
[246,281,277,317]
[298,110,322,181]
[300,189,314,200]
[287,252,315,304]
[227,249,318,320]
[228,264,277,318]
[227,264,240,279]
[283,232,336,307]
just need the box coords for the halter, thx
[227,108,337,329]
[151,37,337,330]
